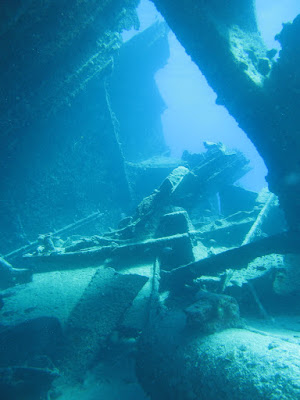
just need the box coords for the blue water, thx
[123,0,299,192]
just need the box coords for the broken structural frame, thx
[162,230,300,291]
[151,0,300,231]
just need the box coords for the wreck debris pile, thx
[1,144,299,399]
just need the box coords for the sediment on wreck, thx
[136,312,300,400]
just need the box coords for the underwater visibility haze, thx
[0,0,300,399]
